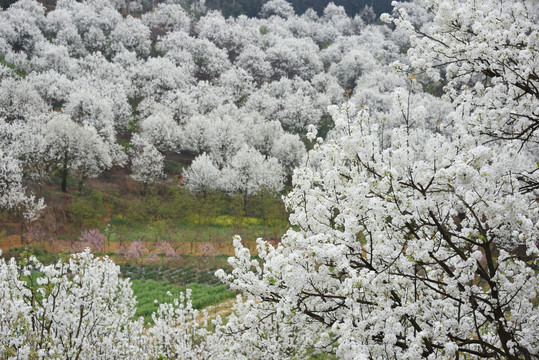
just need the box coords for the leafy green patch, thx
[131,279,236,323]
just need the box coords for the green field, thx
[131,279,236,323]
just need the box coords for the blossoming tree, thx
[218,0,539,358]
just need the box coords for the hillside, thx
[0,0,537,359]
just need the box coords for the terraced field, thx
[121,262,236,322]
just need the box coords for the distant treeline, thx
[1,0,13,9]
[3,0,397,18]
[205,0,395,18]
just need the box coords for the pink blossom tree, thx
[125,240,146,267]
[78,229,105,254]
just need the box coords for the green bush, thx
[158,186,192,225]
[71,190,105,227]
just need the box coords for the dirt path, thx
[203,298,237,320]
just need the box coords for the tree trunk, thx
[61,168,68,193]
[78,176,84,192]
[243,191,248,215]
[19,211,26,247]
[142,182,147,197]
[61,150,68,193]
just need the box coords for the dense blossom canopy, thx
[1,0,367,197]
[0,0,537,359]
[219,0,539,358]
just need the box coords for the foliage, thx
[124,240,146,265]
[0,150,44,220]
[129,135,165,194]
[0,0,374,202]
[0,250,308,359]
[0,250,144,359]
[120,261,229,285]
[71,190,105,228]
[0,54,26,77]
[0,245,56,264]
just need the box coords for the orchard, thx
[0,0,537,359]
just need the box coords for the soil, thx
[0,233,269,256]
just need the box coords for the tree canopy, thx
[0,0,537,358]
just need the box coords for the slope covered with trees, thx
[0,0,430,219]
[0,0,537,359]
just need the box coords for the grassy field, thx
[131,279,236,322]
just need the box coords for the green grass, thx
[131,279,236,323]
[212,215,262,227]
[1,246,57,264]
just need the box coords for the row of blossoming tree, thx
[0,0,407,202]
